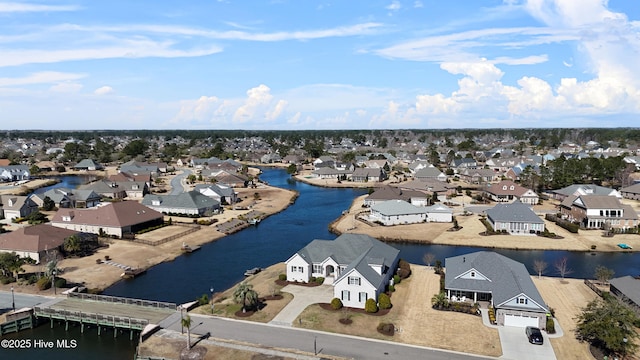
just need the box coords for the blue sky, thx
[0,0,638,130]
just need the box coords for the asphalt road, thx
[170,169,191,195]
[0,291,53,314]
[166,314,494,360]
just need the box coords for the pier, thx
[32,293,177,340]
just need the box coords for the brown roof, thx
[0,159,10,166]
[367,185,426,201]
[484,180,529,196]
[0,224,78,252]
[574,195,624,209]
[51,201,163,228]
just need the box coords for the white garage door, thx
[504,314,539,327]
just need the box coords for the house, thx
[285,233,400,309]
[609,276,640,314]
[194,183,238,205]
[459,168,499,184]
[73,159,104,171]
[0,165,30,182]
[34,161,58,172]
[414,166,447,182]
[483,180,539,205]
[0,224,96,263]
[369,200,429,225]
[31,188,101,208]
[351,168,387,182]
[445,251,549,328]
[142,190,220,216]
[559,195,639,230]
[50,201,164,238]
[398,179,457,197]
[620,183,640,200]
[449,158,477,173]
[81,180,149,199]
[485,200,545,235]
[550,184,621,201]
[363,186,427,207]
[0,195,39,220]
[423,203,454,222]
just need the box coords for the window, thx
[341,290,350,301]
[297,266,304,272]
[348,276,361,285]
[518,298,528,304]
[359,292,368,302]
[290,266,297,272]
[470,272,475,278]
[313,264,322,273]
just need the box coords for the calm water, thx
[32,175,94,194]
[9,169,640,358]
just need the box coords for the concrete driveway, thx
[498,326,556,360]
[269,284,333,327]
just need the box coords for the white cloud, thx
[50,82,82,93]
[0,71,86,86]
[0,2,79,12]
[266,99,288,121]
[233,84,274,123]
[94,86,114,95]
[413,1,423,9]
[386,1,401,12]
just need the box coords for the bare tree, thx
[423,253,436,268]
[594,265,615,285]
[533,260,547,279]
[554,257,573,279]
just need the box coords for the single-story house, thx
[485,200,545,235]
[0,165,30,182]
[50,201,164,238]
[414,166,447,182]
[31,188,101,208]
[363,186,427,207]
[194,183,238,205]
[483,180,539,205]
[369,200,429,225]
[0,224,95,263]
[286,233,400,309]
[351,168,387,182]
[73,159,104,171]
[445,251,550,328]
[620,183,640,201]
[142,190,220,217]
[81,180,149,199]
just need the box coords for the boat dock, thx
[33,292,177,340]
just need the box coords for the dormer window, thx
[502,185,507,190]
[518,298,528,304]
[152,200,160,206]
[510,186,515,190]
[62,215,71,222]
[470,272,476,278]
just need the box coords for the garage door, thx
[504,314,539,327]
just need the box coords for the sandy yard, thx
[331,194,640,253]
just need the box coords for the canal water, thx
[5,169,640,358]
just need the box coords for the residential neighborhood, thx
[0,128,639,360]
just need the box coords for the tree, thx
[63,235,81,255]
[594,265,614,285]
[554,257,572,279]
[0,252,30,279]
[431,291,449,309]
[533,260,548,279]
[422,253,435,268]
[286,164,297,175]
[122,139,149,157]
[42,196,56,211]
[434,260,444,275]
[181,314,192,349]
[233,282,259,312]
[26,211,48,224]
[576,297,639,358]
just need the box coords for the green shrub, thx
[0,276,16,284]
[546,317,555,334]
[54,277,66,288]
[37,276,51,290]
[365,298,378,313]
[198,294,209,306]
[330,297,343,310]
[388,285,395,292]
[378,293,392,310]
[278,274,287,281]
[315,277,325,284]
[393,274,401,285]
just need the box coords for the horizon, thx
[1,0,639,130]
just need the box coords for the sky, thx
[0,0,639,130]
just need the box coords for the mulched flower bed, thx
[446,226,463,232]
[376,323,395,336]
[338,318,353,325]
[234,310,255,317]
[318,303,391,316]
[274,279,321,287]
[261,294,283,301]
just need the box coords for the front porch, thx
[446,289,492,304]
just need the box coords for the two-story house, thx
[559,195,639,230]
[286,234,400,309]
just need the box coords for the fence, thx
[68,292,177,310]
[33,306,149,330]
[584,279,607,297]
[134,224,200,246]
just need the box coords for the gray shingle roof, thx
[610,276,640,306]
[486,200,543,224]
[445,251,548,311]
[142,190,219,210]
[297,233,399,289]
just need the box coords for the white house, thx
[285,234,400,309]
[485,200,545,235]
[424,203,454,222]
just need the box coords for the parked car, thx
[526,326,544,345]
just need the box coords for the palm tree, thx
[233,282,259,312]
[431,292,449,309]
[63,235,81,254]
[181,314,192,349]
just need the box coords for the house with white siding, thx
[485,200,545,235]
[285,234,399,309]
